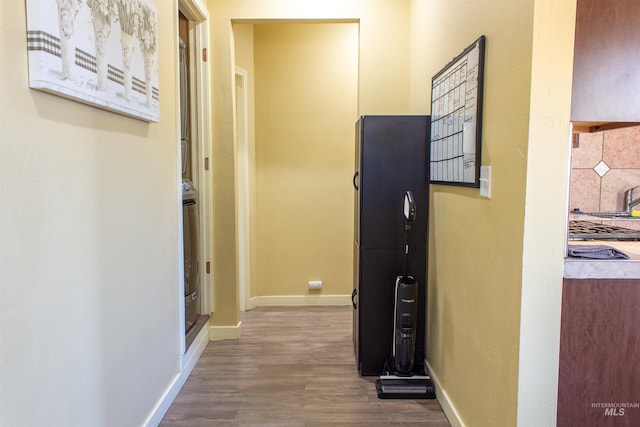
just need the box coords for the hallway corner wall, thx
[0,1,184,425]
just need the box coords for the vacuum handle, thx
[353,171,359,190]
[402,190,416,279]
[403,191,416,223]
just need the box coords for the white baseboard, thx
[144,324,209,427]
[250,294,352,306]
[427,361,464,427]
[208,321,242,340]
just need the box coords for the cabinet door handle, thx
[351,289,357,309]
[353,171,359,190]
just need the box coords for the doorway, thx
[233,22,359,307]
[177,1,212,355]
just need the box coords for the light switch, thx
[480,166,491,199]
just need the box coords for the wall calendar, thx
[430,36,485,187]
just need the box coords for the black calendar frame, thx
[429,36,485,187]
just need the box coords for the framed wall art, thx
[429,36,485,187]
[26,0,160,122]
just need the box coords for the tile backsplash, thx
[570,125,640,212]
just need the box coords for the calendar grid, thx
[429,36,485,187]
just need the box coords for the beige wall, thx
[410,1,535,425]
[411,0,573,426]
[210,0,412,324]
[409,1,576,426]
[0,0,184,425]
[251,23,358,297]
[518,2,575,425]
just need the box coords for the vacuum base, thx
[376,375,436,399]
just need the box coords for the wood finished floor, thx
[160,305,450,426]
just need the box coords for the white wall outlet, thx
[308,280,322,290]
[480,166,492,199]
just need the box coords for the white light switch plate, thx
[480,166,491,199]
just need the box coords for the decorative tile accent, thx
[572,125,640,213]
[593,160,610,177]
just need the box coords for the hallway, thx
[161,306,450,426]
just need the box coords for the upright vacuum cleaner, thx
[376,191,436,399]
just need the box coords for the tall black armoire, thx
[352,115,429,376]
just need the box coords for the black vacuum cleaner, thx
[376,191,436,399]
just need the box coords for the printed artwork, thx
[26,0,160,122]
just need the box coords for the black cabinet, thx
[352,115,429,376]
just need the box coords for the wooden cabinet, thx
[571,0,640,123]
[557,278,640,426]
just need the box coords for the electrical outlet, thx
[480,166,492,199]
[308,280,322,290]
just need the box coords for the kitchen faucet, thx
[623,186,640,212]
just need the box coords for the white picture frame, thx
[26,0,160,122]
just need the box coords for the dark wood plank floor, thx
[160,305,450,426]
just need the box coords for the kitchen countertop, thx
[564,240,640,279]
[565,212,640,279]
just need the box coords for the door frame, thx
[235,67,252,311]
[177,0,212,350]
[145,2,211,424]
